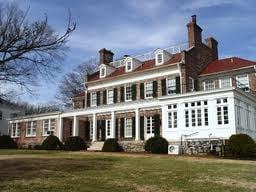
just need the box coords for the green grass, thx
[0,150,256,192]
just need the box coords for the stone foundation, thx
[118,141,145,152]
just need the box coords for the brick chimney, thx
[187,15,202,47]
[99,48,114,64]
[205,37,218,60]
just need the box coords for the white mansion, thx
[8,16,256,151]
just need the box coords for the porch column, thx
[92,113,97,142]
[135,108,140,141]
[58,117,63,141]
[73,116,79,136]
[111,111,115,138]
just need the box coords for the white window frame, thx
[11,123,20,138]
[145,82,153,99]
[236,74,249,91]
[204,79,215,90]
[189,77,194,91]
[89,120,93,140]
[100,66,106,78]
[26,121,37,137]
[156,53,163,65]
[91,92,97,107]
[216,98,229,126]
[107,89,114,104]
[43,119,56,136]
[167,78,176,95]
[145,116,155,136]
[125,85,132,102]
[219,77,231,89]
[126,60,132,72]
[124,118,133,138]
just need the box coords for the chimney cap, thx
[191,15,196,23]
[99,48,114,55]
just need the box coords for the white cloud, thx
[180,0,240,10]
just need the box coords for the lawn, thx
[0,150,255,192]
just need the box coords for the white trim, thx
[107,89,114,104]
[90,92,97,107]
[26,121,37,137]
[100,66,106,78]
[219,76,232,89]
[125,85,132,102]
[189,77,194,91]
[124,118,133,138]
[144,81,153,99]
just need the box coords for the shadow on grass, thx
[0,157,114,182]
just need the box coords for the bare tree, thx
[0,2,76,97]
[56,58,98,107]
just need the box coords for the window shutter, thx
[120,118,124,138]
[96,120,100,139]
[161,79,166,96]
[132,84,136,100]
[85,121,90,141]
[153,114,160,136]
[113,88,118,103]
[140,83,144,99]
[82,100,85,108]
[140,116,144,140]
[194,79,198,91]
[132,117,135,137]
[96,91,101,106]
[115,118,119,138]
[101,120,105,141]
[175,76,180,94]
[87,93,90,107]
[103,90,107,104]
[120,87,124,102]
[153,81,158,98]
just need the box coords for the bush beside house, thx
[41,135,63,150]
[0,135,17,149]
[64,136,87,151]
[102,139,121,152]
[145,136,168,154]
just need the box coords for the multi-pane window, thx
[126,61,132,71]
[145,82,153,98]
[168,104,177,128]
[90,121,93,140]
[11,123,20,137]
[184,100,208,128]
[91,92,97,106]
[157,53,163,64]
[100,67,106,77]
[125,118,132,138]
[26,121,37,137]
[220,77,231,88]
[146,116,155,134]
[107,90,114,104]
[189,77,194,91]
[43,119,56,136]
[167,78,176,95]
[125,85,132,101]
[216,98,229,125]
[106,120,111,137]
[236,74,249,91]
[204,79,215,90]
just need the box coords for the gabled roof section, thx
[200,57,256,76]
[87,53,182,82]
[72,92,85,99]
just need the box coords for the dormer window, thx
[157,53,163,64]
[100,66,106,78]
[127,61,132,71]
[124,57,142,72]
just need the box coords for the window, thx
[168,111,177,128]
[0,111,2,120]
[125,118,132,138]
[167,78,176,95]
[189,77,194,91]
[184,100,208,128]
[236,74,249,91]
[125,85,132,101]
[100,67,106,78]
[204,79,215,90]
[43,119,56,136]
[216,98,229,125]
[91,92,97,106]
[90,121,93,140]
[157,53,163,64]
[145,82,153,98]
[11,123,20,137]
[220,77,231,88]
[107,90,114,104]
[26,121,37,137]
[106,120,111,137]
[126,61,132,72]
[146,116,155,134]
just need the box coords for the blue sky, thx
[3,0,256,104]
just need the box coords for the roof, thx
[200,57,256,76]
[87,53,182,82]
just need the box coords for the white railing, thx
[110,42,188,68]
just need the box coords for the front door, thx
[105,119,111,139]
[145,116,155,140]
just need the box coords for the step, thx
[87,141,104,151]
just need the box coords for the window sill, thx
[11,136,20,138]
[25,135,37,138]
[124,136,133,138]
